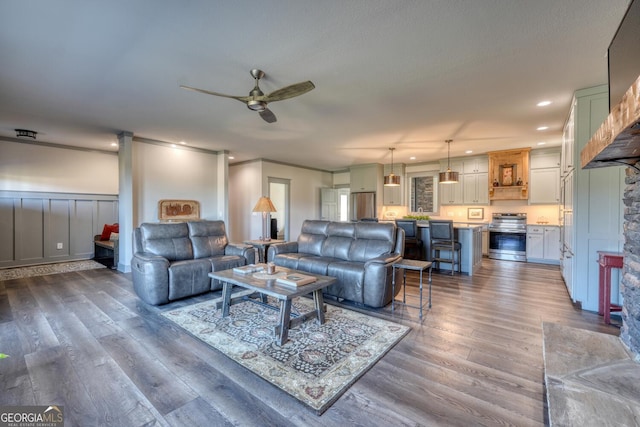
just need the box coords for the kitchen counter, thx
[416,223,483,276]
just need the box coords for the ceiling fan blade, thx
[180,85,250,103]
[264,81,315,102]
[259,108,277,123]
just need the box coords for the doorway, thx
[268,178,290,241]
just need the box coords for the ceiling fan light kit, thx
[384,147,401,187]
[439,139,459,184]
[180,69,314,123]
[15,129,37,139]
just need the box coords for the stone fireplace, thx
[621,168,640,359]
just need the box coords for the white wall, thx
[228,160,262,242]
[0,139,118,194]
[132,141,221,224]
[229,160,332,243]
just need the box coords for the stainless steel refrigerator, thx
[350,192,376,221]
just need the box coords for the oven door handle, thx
[489,228,526,233]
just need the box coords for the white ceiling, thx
[0,1,631,171]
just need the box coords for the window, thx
[409,172,438,214]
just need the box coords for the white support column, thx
[117,131,134,272]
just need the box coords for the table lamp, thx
[252,196,277,241]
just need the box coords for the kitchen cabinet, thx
[530,168,560,204]
[383,163,405,205]
[440,181,463,205]
[350,164,383,192]
[560,84,625,310]
[531,151,560,169]
[561,104,575,176]
[462,173,489,204]
[530,149,561,204]
[527,225,560,264]
[462,157,488,174]
[544,226,560,260]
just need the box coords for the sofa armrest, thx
[365,253,402,267]
[225,243,256,264]
[131,252,171,305]
[268,241,299,258]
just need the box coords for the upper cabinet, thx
[529,149,561,204]
[350,164,383,192]
[462,156,489,205]
[462,157,489,174]
[488,148,530,200]
[562,104,575,175]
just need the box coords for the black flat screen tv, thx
[608,0,640,110]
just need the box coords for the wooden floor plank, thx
[0,258,620,426]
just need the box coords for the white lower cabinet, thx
[527,225,560,264]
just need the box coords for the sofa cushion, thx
[188,220,228,259]
[168,258,212,300]
[348,222,396,262]
[321,222,355,260]
[297,220,329,256]
[272,253,308,270]
[140,222,193,261]
[297,256,340,276]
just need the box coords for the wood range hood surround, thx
[488,147,530,200]
[582,74,640,169]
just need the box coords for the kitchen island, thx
[416,223,483,276]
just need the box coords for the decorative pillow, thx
[100,223,119,240]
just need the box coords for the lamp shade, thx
[252,196,277,213]
[439,169,459,184]
[384,173,400,186]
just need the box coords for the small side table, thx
[597,251,623,325]
[392,259,433,319]
[244,239,286,263]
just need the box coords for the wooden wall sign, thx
[158,199,200,222]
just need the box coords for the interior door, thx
[269,178,290,241]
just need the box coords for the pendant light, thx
[439,139,459,184]
[383,147,400,186]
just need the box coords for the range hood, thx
[581,74,640,169]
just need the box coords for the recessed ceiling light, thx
[537,141,546,146]
[170,144,177,148]
[537,126,549,131]
[229,156,235,160]
[179,141,186,145]
[110,142,118,147]
[409,156,416,160]
[465,150,473,154]
[537,100,552,107]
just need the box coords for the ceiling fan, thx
[180,69,315,123]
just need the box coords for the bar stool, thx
[429,220,461,275]
[392,259,432,319]
[597,251,623,325]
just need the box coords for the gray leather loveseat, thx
[267,220,404,308]
[131,220,255,305]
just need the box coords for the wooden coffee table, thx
[208,267,336,345]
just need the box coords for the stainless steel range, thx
[489,213,527,262]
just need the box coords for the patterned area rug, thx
[0,260,106,281]
[162,297,410,414]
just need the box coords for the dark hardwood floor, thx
[0,259,619,426]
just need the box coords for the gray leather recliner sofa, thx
[131,220,255,305]
[267,220,404,308]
